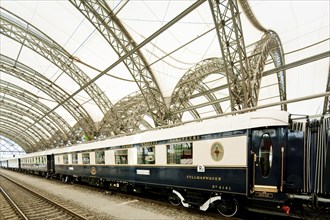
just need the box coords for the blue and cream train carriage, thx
[1,110,329,217]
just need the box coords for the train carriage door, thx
[251,128,283,193]
[47,154,55,174]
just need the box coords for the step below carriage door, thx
[251,128,282,193]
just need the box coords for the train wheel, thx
[168,192,181,206]
[215,198,238,217]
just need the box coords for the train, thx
[1,110,329,218]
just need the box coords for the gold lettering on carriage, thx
[186,175,222,181]
[212,185,232,191]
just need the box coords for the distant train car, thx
[7,157,20,171]
[19,150,55,176]
[0,159,8,168]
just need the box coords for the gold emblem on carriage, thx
[90,167,97,175]
[211,142,224,161]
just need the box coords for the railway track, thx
[1,169,302,219]
[0,187,23,220]
[0,174,88,220]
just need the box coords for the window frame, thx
[115,149,128,164]
[137,146,155,164]
[82,152,90,164]
[95,150,105,164]
[167,142,193,165]
[259,133,273,178]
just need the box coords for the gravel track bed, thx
[0,175,89,220]
[0,188,23,220]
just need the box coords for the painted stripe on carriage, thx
[136,169,150,175]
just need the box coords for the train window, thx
[137,147,155,164]
[72,153,78,164]
[259,133,273,177]
[167,142,193,164]
[82,153,90,164]
[63,155,69,164]
[115,150,128,164]
[96,151,105,164]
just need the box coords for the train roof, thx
[50,110,289,155]
[10,110,288,158]
[12,149,58,159]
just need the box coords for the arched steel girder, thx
[238,0,287,110]
[0,112,49,147]
[0,130,33,152]
[264,31,286,110]
[0,80,72,134]
[0,86,72,145]
[0,119,44,150]
[194,83,223,114]
[0,81,73,148]
[115,93,150,132]
[208,0,250,111]
[0,100,59,141]
[100,91,143,135]
[0,99,67,149]
[237,0,265,32]
[69,0,168,126]
[101,91,154,135]
[171,82,221,122]
[0,106,48,149]
[248,31,287,110]
[170,38,287,121]
[0,132,25,152]
[170,58,226,121]
[169,1,287,120]
[0,7,121,135]
[0,54,95,138]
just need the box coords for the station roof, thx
[0,0,329,154]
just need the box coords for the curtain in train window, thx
[259,133,273,177]
[167,142,193,164]
[95,151,105,164]
[115,150,128,164]
[82,153,90,164]
[63,154,69,164]
[72,153,78,164]
[137,146,155,164]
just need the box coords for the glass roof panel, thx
[0,0,329,152]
